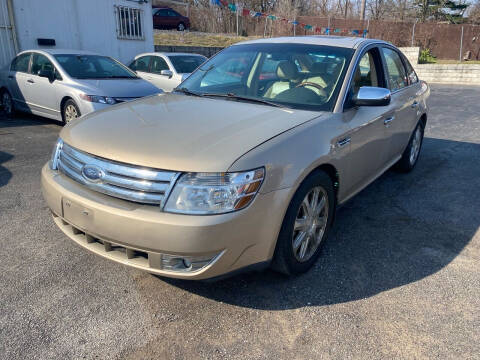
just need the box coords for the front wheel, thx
[1,90,14,117]
[177,23,185,31]
[62,99,81,124]
[395,120,425,172]
[271,170,335,275]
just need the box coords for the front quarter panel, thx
[228,113,350,200]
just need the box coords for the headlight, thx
[164,168,264,215]
[80,94,116,105]
[49,138,63,170]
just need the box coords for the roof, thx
[234,36,386,49]
[134,52,206,58]
[19,48,100,56]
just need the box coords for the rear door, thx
[129,55,152,82]
[9,52,31,111]
[154,9,171,29]
[380,46,418,161]
[341,46,396,196]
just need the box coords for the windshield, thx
[168,55,206,74]
[54,54,138,79]
[179,43,353,111]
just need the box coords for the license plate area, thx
[62,198,94,230]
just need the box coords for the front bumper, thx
[41,164,290,280]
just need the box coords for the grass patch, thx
[154,31,260,48]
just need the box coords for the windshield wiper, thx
[174,87,204,97]
[202,93,287,108]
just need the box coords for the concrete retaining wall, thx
[154,45,223,58]
[399,47,480,85]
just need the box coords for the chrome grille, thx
[57,143,180,206]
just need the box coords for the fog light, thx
[159,253,219,272]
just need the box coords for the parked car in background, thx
[0,49,161,123]
[152,7,190,31]
[42,37,429,280]
[129,52,206,92]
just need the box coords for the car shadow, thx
[162,137,480,309]
[0,111,60,128]
[0,150,13,188]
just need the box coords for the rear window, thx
[168,55,206,74]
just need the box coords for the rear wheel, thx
[395,120,425,172]
[271,170,335,275]
[177,22,185,31]
[62,99,81,124]
[1,90,14,117]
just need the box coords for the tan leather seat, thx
[263,61,299,99]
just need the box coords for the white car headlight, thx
[164,168,264,215]
[49,138,63,170]
[80,94,116,105]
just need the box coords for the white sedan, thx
[128,52,206,92]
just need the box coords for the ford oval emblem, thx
[82,165,104,183]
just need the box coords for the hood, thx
[60,93,323,172]
[77,78,161,97]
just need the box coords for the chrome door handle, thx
[27,79,35,84]
[384,116,395,126]
[411,101,419,108]
[337,137,351,147]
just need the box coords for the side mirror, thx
[353,86,391,107]
[38,69,55,82]
[160,69,173,78]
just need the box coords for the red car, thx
[153,7,190,31]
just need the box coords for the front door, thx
[341,46,395,197]
[149,56,178,91]
[26,53,60,118]
[9,52,31,111]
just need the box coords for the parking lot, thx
[0,84,479,359]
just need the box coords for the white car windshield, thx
[54,54,138,79]
[179,43,353,111]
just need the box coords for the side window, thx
[158,9,168,16]
[402,55,418,85]
[348,48,382,102]
[11,53,31,73]
[130,56,151,72]
[31,54,54,75]
[381,47,408,91]
[151,56,169,74]
[168,10,179,17]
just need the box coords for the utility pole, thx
[360,0,366,20]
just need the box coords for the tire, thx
[62,99,81,125]
[1,90,15,117]
[177,22,185,31]
[395,120,425,173]
[271,170,335,275]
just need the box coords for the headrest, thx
[276,61,298,80]
[312,62,328,74]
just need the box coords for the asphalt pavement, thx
[1,84,479,359]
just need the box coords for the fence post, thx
[293,17,296,36]
[459,26,464,62]
[411,20,417,47]
[327,17,330,35]
[236,3,239,36]
[264,16,268,38]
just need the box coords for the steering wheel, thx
[295,82,327,97]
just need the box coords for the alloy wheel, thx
[64,104,78,123]
[409,126,422,165]
[292,186,329,262]
[178,23,185,31]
